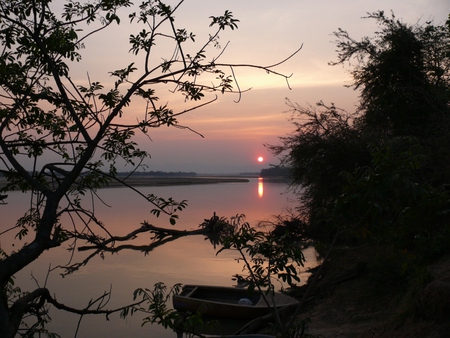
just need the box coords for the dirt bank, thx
[294,248,450,337]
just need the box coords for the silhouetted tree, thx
[331,11,449,140]
[269,12,450,245]
[0,1,300,336]
[267,100,370,230]
[260,165,291,178]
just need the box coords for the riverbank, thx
[291,246,450,337]
[0,176,251,189]
[103,176,251,187]
[240,244,450,337]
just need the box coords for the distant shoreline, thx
[104,176,251,187]
[0,175,292,190]
[0,176,252,189]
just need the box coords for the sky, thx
[70,0,449,173]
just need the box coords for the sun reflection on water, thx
[258,177,264,198]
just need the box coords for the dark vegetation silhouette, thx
[0,0,302,336]
[260,165,291,178]
[267,11,450,333]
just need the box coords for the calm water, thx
[2,178,317,337]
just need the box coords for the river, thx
[2,177,318,337]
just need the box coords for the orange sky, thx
[68,0,449,173]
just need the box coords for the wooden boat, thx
[172,285,298,319]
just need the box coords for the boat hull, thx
[172,285,298,319]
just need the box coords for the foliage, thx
[0,0,299,336]
[120,215,311,337]
[267,100,370,232]
[121,283,186,329]
[198,213,235,248]
[269,12,450,290]
[217,215,306,335]
[331,11,450,139]
[218,215,305,290]
[331,11,450,183]
[260,165,292,178]
[332,137,450,259]
[121,282,212,337]
[270,11,449,229]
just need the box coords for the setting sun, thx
[257,156,264,163]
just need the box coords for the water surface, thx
[2,178,317,337]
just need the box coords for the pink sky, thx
[66,0,449,173]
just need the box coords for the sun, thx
[257,156,264,163]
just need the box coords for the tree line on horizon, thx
[117,170,197,177]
